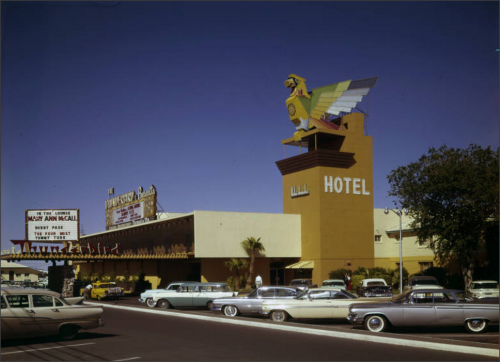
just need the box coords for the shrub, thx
[328,268,352,280]
[351,275,364,291]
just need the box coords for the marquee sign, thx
[2,241,121,256]
[105,185,157,229]
[26,209,79,242]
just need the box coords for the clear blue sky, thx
[2,1,498,271]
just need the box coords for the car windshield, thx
[343,290,358,298]
[472,283,498,289]
[98,284,115,288]
[291,280,308,286]
[367,282,386,286]
[247,289,258,298]
[412,279,438,285]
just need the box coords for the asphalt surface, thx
[1,296,498,361]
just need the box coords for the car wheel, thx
[270,310,288,322]
[465,319,488,333]
[206,301,214,310]
[59,325,79,341]
[146,298,157,308]
[364,315,388,332]
[158,299,171,309]
[222,305,239,317]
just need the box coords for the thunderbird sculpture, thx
[284,74,378,141]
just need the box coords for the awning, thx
[285,261,315,269]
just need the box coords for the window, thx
[374,235,382,243]
[24,273,30,277]
[276,288,298,297]
[419,262,433,272]
[16,273,21,277]
[33,295,54,308]
[309,290,331,300]
[260,289,275,298]
[5,295,30,308]
[1,296,7,309]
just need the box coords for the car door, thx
[433,291,464,326]
[300,290,334,318]
[173,285,196,307]
[251,288,275,314]
[403,292,436,325]
[30,294,63,336]
[330,291,353,318]
[2,293,37,338]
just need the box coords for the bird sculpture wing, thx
[309,77,378,126]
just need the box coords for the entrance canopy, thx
[285,260,315,269]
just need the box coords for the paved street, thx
[1,296,498,361]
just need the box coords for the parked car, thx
[139,281,193,307]
[261,288,382,322]
[347,288,499,333]
[153,282,237,310]
[356,278,393,298]
[404,276,443,291]
[289,278,318,291]
[1,287,104,341]
[321,279,346,290]
[212,286,301,317]
[467,280,499,299]
[80,281,124,300]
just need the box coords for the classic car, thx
[80,281,125,300]
[261,288,382,322]
[1,287,104,341]
[467,280,499,299]
[404,276,443,291]
[212,286,301,317]
[356,278,393,297]
[153,282,238,310]
[347,288,499,333]
[139,281,193,307]
[321,279,346,290]
[289,278,318,291]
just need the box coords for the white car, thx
[356,278,393,297]
[153,282,238,310]
[261,288,381,322]
[139,281,193,307]
[467,280,499,299]
[2,287,104,341]
[404,276,443,291]
[321,279,346,290]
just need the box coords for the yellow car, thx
[82,282,124,300]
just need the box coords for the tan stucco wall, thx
[193,211,301,258]
[373,208,437,275]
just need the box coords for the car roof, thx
[472,280,498,283]
[323,279,344,282]
[363,278,386,282]
[1,287,60,297]
[179,282,227,286]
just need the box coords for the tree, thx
[224,258,248,290]
[241,237,265,287]
[387,144,499,290]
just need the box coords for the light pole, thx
[384,207,408,294]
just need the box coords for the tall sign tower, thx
[276,75,378,283]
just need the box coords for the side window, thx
[309,290,330,300]
[276,288,297,297]
[413,292,433,304]
[261,289,275,298]
[331,292,349,300]
[33,295,54,308]
[54,298,64,307]
[433,292,451,303]
[1,296,7,309]
[5,295,30,308]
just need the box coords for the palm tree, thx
[241,237,265,287]
[224,258,248,290]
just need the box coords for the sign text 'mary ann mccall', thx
[26,209,79,242]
